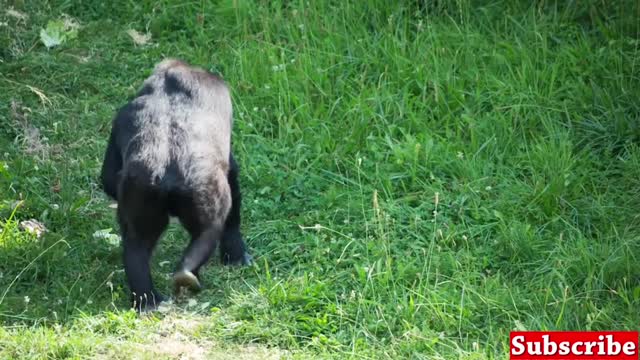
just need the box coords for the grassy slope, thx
[1,0,639,358]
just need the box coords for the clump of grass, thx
[1,0,639,358]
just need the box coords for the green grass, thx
[1,0,639,358]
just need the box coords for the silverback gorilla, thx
[100,59,251,311]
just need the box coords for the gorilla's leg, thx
[118,175,168,311]
[172,172,231,292]
[220,153,252,265]
[100,132,122,200]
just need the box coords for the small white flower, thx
[86,299,93,304]
[24,296,30,304]
[457,151,464,159]
[52,204,59,210]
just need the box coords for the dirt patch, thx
[140,334,207,360]
[140,312,288,360]
[10,100,49,159]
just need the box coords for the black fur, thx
[100,59,251,312]
[137,83,154,97]
[220,154,249,264]
[163,72,193,98]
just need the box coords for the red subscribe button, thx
[510,331,639,359]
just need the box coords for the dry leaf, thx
[127,29,151,46]
[6,8,28,21]
[20,219,47,238]
[92,228,121,247]
[61,14,80,31]
[51,180,61,193]
[25,85,52,107]
[21,125,48,158]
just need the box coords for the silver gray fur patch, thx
[124,59,233,187]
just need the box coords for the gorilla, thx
[100,59,251,311]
